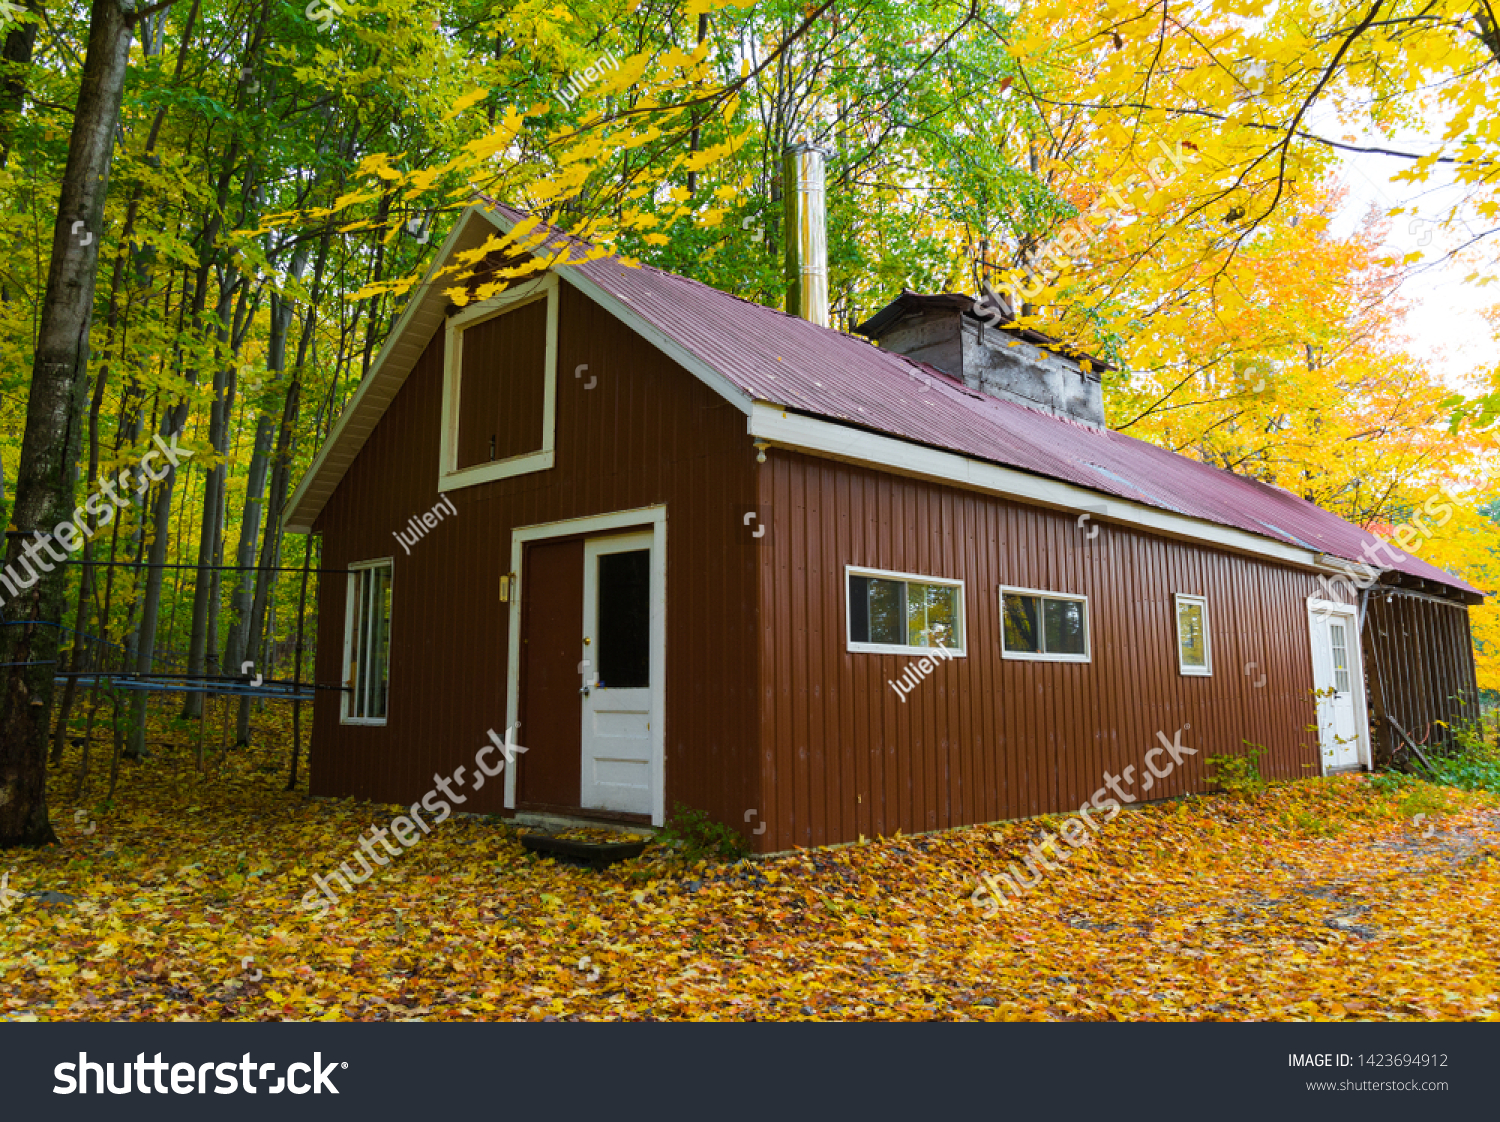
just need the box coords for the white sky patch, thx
[1310,103,1496,390]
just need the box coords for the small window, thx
[1174,593,1212,676]
[1000,586,1089,662]
[846,566,965,655]
[597,549,651,688]
[1330,620,1351,693]
[343,560,393,723]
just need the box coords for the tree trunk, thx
[130,106,241,735]
[239,228,328,742]
[179,277,242,719]
[204,462,228,680]
[0,0,42,168]
[287,532,313,790]
[240,377,299,738]
[0,0,137,848]
[125,403,187,759]
[225,251,306,742]
[48,155,152,763]
[48,311,116,765]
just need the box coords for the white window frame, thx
[1173,593,1213,677]
[1329,617,1352,694]
[999,584,1091,663]
[438,272,558,492]
[844,564,967,657]
[342,557,394,725]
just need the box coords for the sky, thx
[1321,113,1495,391]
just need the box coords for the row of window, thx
[847,565,1212,675]
[343,558,1214,725]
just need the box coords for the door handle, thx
[579,685,590,697]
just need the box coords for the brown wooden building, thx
[284,200,1484,853]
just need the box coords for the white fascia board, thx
[282,208,498,534]
[747,403,1330,573]
[470,207,754,416]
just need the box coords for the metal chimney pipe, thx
[782,142,829,328]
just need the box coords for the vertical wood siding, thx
[755,449,1349,853]
[313,283,760,833]
[1363,589,1479,758]
[310,282,1480,856]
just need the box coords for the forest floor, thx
[3,702,1498,1021]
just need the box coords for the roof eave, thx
[746,402,1481,599]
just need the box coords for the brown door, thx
[517,538,583,807]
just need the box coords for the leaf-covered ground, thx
[4,706,1498,1021]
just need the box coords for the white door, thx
[1309,607,1361,770]
[580,533,655,814]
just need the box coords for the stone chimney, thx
[855,288,1108,428]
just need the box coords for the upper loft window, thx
[846,566,966,655]
[1174,593,1212,676]
[1000,586,1089,662]
[440,272,558,489]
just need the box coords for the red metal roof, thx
[482,201,1480,597]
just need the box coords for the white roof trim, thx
[747,402,1332,574]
